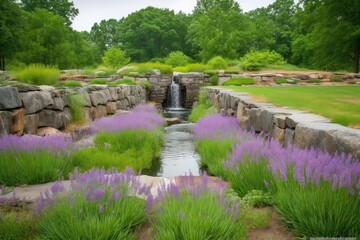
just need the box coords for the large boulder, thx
[20,91,54,114]
[0,111,12,134]
[106,102,117,114]
[38,110,70,129]
[24,114,39,134]
[90,105,107,120]
[0,87,22,110]
[11,108,25,134]
[89,91,108,106]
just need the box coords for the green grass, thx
[260,64,314,72]
[222,86,360,126]
[173,63,209,73]
[0,207,35,240]
[222,77,256,86]
[14,64,60,85]
[330,75,343,82]
[69,94,85,124]
[57,80,82,87]
[188,90,217,122]
[88,78,107,85]
[108,79,136,86]
[306,79,322,83]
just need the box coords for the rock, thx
[36,127,62,136]
[70,126,94,141]
[89,91,108,106]
[38,110,70,129]
[106,102,117,114]
[20,91,54,114]
[24,114,39,134]
[109,87,118,101]
[227,108,236,117]
[83,107,92,123]
[153,69,161,75]
[38,85,55,91]
[166,118,181,126]
[273,114,289,129]
[11,108,25,134]
[116,99,129,110]
[285,113,330,129]
[52,97,65,111]
[284,128,295,146]
[273,126,285,145]
[76,88,92,107]
[0,87,22,110]
[90,105,107,120]
[14,84,40,92]
[0,111,12,134]
[61,93,70,107]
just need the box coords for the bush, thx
[69,94,85,124]
[14,64,60,85]
[275,78,297,85]
[208,56,228,70]
[306,79,321,83]
[0,135,74,186]
[188,90,217,122]
[222,77,255,86]
[330,75,343,82]
[210,75,219,86]
[136,63,173,74]
[185,63,209,72]
[165,51,192,67]
[0,208,34,239]
[139,81,152,89]
[88,78,107,85]
[35,168,149,240]
[240,50,286,71]
[102,47,130,68]
[108,79,136,86]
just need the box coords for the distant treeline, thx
[1,0,359,72]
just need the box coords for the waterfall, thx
[167,77,181,108]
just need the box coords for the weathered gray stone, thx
[61,93,70,107]
[273,125,285,144]
[284,128,295,146]
[20,91,53,114]
[90,105,107,120]
[24,114,39,134]
[11,108,25,134]
[0,111,12,134]
[285,113,330,129]
[116,99,129,110]
[52,97,65,111]
[89,91,108,106]
[0,87,22,110]
[14,84,40,92]
[109,87,118,101]
[38,110,70,129]
[76,88,92,107]
[273,114,288,129]
[36,127,62,136]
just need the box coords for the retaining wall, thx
[205,87,360,160]
[0,84,146,135]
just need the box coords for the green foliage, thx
[108,79,136,86]
[165,51,192,67]
[69,94,85,124]
[223,85,360,126]
[57,80,82,87]
[0,150,72,186]
[149,190,247,240]
[207,56,228,70]
[0,208,34,240]
[139,81,152,89]
[102,46,130,68]
[188,90,217,122]
[275,78,288,84]
[242,207,272,230]
[88,19,122,54]
[73,130,163,172]
[195,139,232,177]
[222,77,256,86]
[14,64,60,85]
[242,190,273,208]
[306,79,321,83]
[330,76,343,82]
[174,63,209,73]
[136,63,173,74]
[36,181,147,239]
[210,75,219,86]
[240,50,286,71]
[88,78,107,85]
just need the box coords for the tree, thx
[187,0,248,61]
[165,51,192,67]
[102,47,130,68]
[292,0,360,72]
[20,0,78,26]
[0,0,24,70]
[88,19,122,54]
[16,9,75,68]
[119,7,191,62]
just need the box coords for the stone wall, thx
[0,84,146,135]
[147,74,210,109]
[205,87,360,160]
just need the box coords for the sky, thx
[71,0,276,32]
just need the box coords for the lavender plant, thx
[35,168,150,240]
[147,173,247,240]
[0,134,74,186]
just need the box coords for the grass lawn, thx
[221,85,360,127]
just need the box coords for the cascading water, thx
[167,77,181,109]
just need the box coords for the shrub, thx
[139,81,152,89]
[242,190,273,208]
[58,80,82,87]
[210,75,219,86]
[147,174,246,240]
[306,79,321,83]
[102,47,130,68]
[184,63,209,72]
[14,64,60,85]
[108,79,136,86]
[0,208,34,239]
[207,56,228,70]
[240,50,285,71]
[69,94,85,124]
[275,78,288,84]
[150,57,166,63]
[136,63,173,74]
[88,78,107,85]
[188,90,217,122]
[330,75,343,82]
[222,77,255,86]
[0,135,74,186]
[165,51,192,67]
[35,168,149,240]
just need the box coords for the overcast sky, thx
[71,0,276,32]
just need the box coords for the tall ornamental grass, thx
[14,64,60,85]
[147,174,247,239]
[0,134,74,186]
[35,168,150,240]
[188,90,217,122]
[194,114,360,237]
